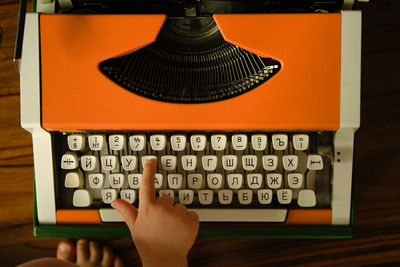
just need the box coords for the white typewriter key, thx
[181,155,197,171]
[73,189,92,207]
[227,173,243,189]
[251,134,267,151]
[167,174,183,189]
[161,155,177,171]
[258,189,273,204]
[179,190,194,205]
[287,173,303,189]
[150,135,167,151]
[187,173,203,189]
[190,135,206,151]
[198,190,213,205]
[88,135,105,151]
[154,173,163,189]
[272,134,288,150]
[109,134,125,151]
[101,155,119,171]
[141,155,157,168]
[159,189,174,199]
[298,189,316,207]
[262,155,278,171]
[218,190,233,205]
[222,155,237,171]
[61,152,78,170]
[277,189,292,204]
[121,155,137,171]
[67,134,85,151]
[247,173,263,189]
[307,155,324,170]
[202,155,217,171]
[211,134,227,151]
[120,189,136,204]
[128,174,141,189]
[170,135,186,151]
[102,189,117,204]
[109,173,125,189]
[242,155,257,171]
[81,155,97,171]
[64,171,83,188]
[283,155,298,171]
[232,134,247,150]
[293,134,309,151]
[266,173,282,189]
[129,135,146,151]
[207,173,223,189]
[88,173,105,189]
[238,189,253,205]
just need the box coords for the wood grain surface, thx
[0,0,399,266]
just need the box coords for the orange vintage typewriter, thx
[16,0,361,237]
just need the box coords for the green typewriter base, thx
[34,223,353,239]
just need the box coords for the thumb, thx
[111,199,138,229]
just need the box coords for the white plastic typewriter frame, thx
[20,11,361,226]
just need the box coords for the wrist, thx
[141,255,188,267]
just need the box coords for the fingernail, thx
[58,242,71,252]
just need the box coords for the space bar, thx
[191,209,287,222]
[99,208,287,222]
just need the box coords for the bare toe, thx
[114,257,124,267]
[56,240,76,263]
[89,241,101,263]
[101,246,114,267]
[76,239,90,265]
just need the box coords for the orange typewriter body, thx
[40,14,341,225]
[40,13,341,132]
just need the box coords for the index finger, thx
[139,158,157,208]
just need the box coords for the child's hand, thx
[112,159,199,267]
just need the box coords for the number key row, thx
[67,133,310,152]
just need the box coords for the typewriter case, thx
[19,4,360,237]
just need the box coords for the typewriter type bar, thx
[20,10,360,231]
[99,17,281,103]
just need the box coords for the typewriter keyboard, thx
[56,131,333,222]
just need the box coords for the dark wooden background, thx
[1,1,399,266]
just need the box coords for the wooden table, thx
[1,1,399,266]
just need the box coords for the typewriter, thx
[16,0,361,237]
